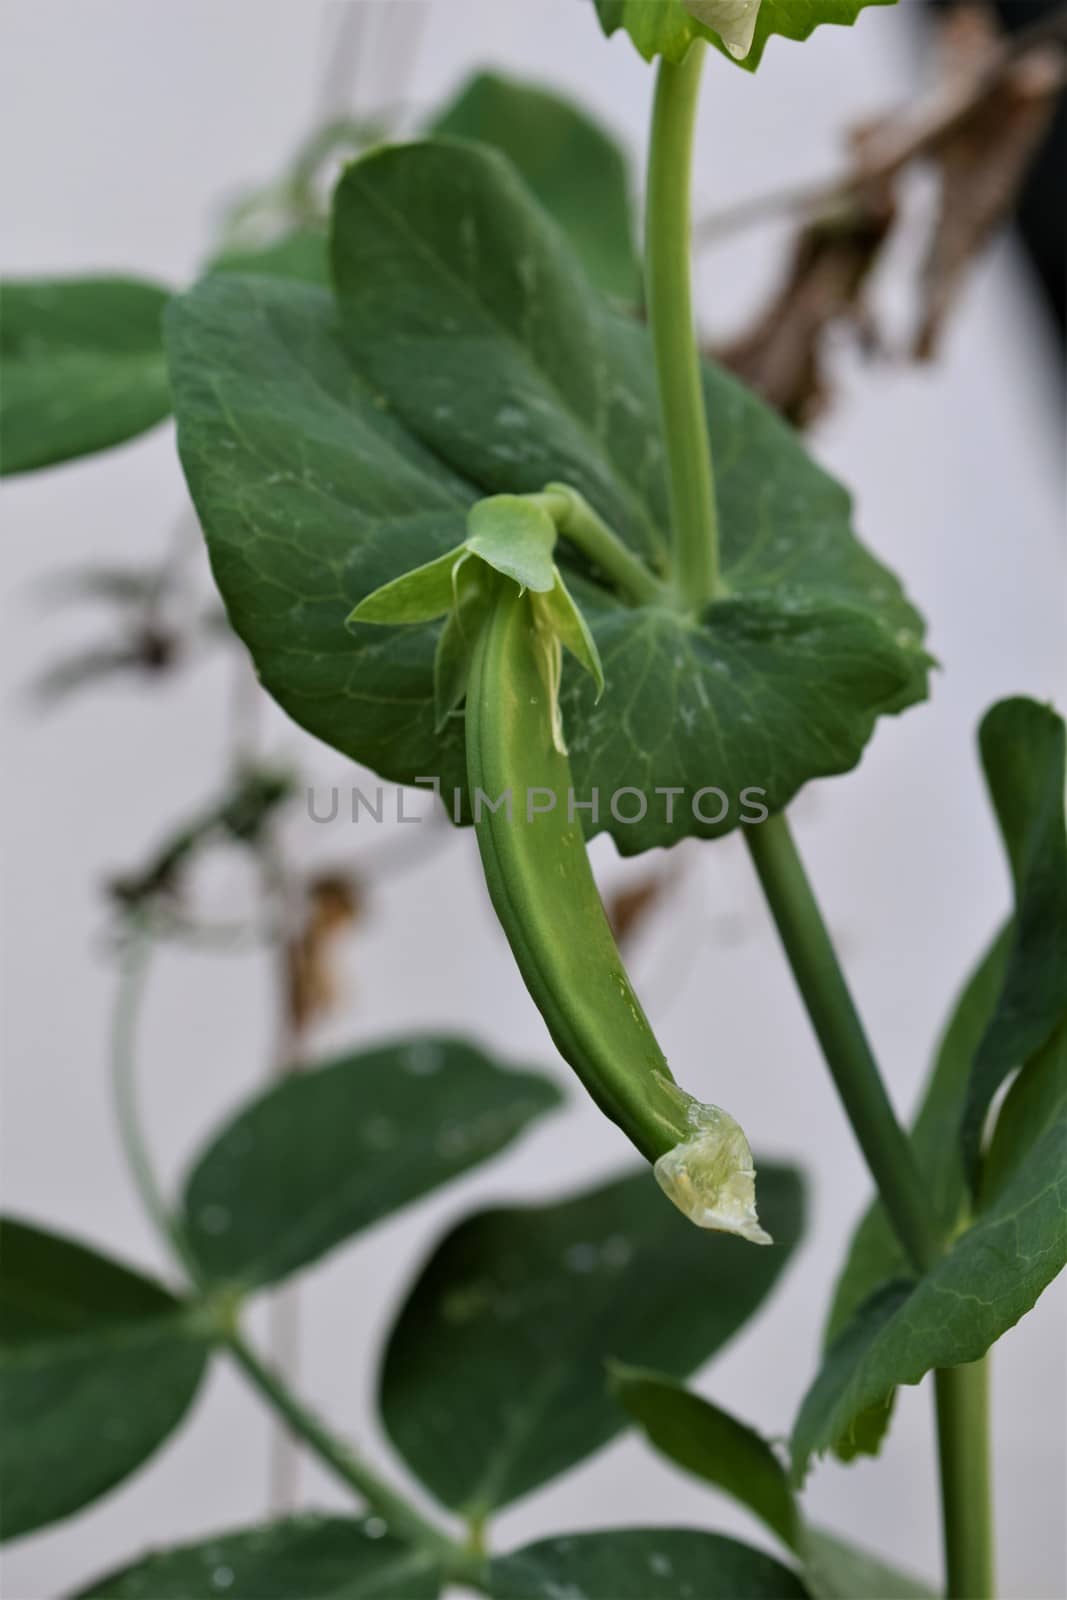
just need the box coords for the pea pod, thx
[349,491,770,1244]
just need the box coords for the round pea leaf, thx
[428,70,639,303]
[166,139,927,857]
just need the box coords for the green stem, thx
[224,1329,466,1567]
[535,485,667,607]
[111,921,200,1278]
[109,917,481,1584]
[746,818,997,1590]
[935,1359,995,1600]
[646,41,719,611]
[647,38,993,1593]
[744,815,940,1274]
[940,1356,998,1600]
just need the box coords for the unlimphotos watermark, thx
[307,779,769,827]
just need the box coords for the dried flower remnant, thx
[653,1080,772,1245]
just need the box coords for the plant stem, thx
[645,41,719,611]
[744,815,940,1274]
[745,819,998,1588]
[935,1358,995,1600]
[111,921,200,1278]
[224,1328,463,1565]
[649,43,994,1591]
[536,486,668,606]
[109,917,482,1584]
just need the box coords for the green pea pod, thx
[349,489,770,1245]
[466,580,770,1245]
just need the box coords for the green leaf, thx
[960,698,1067,1181]
[592,1,697,64]
[169,141,926,857]
[812,707,1062,1478]
[0,1218,211,1541]
[800,1530,934,1600]
[347,496,561,624]
[428,71,639,302]
[610,1368,933,1596]
[166,274,474,804]
[826,926,1010,1345]
[348,546,464,626]
[207,226,330,286]
[822,699,1066,1462]
[330,140,928,839]
[1,277,172,475]
[489,1529,808,1599]
[609,1366,800,1549]
[792,1079,1067,1478]
[181,1037,560,1289]
[351,491,606,751]
[433,563,496,732]
[465,495,558,592]
[329,142,670,566]
[75,1513,440,1599]
[380,1163,803,1514]
[826,698,1067,1461]
[981,1015,1067,1208]
[536,575,605,698]
[591,0,895,70]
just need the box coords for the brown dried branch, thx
[914,9,1065,357]
[707,4,1066,421]
[716,123,896,425]
[696,3,1067,247]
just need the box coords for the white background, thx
[1,2,1064,1597]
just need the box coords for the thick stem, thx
[645,41,719,611]
[745,815,940,1274]
[936,1359,995,1600]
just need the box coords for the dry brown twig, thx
[707,4,1066,421]
[913,6,1065,358]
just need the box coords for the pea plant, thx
[3,4,1066,1599]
